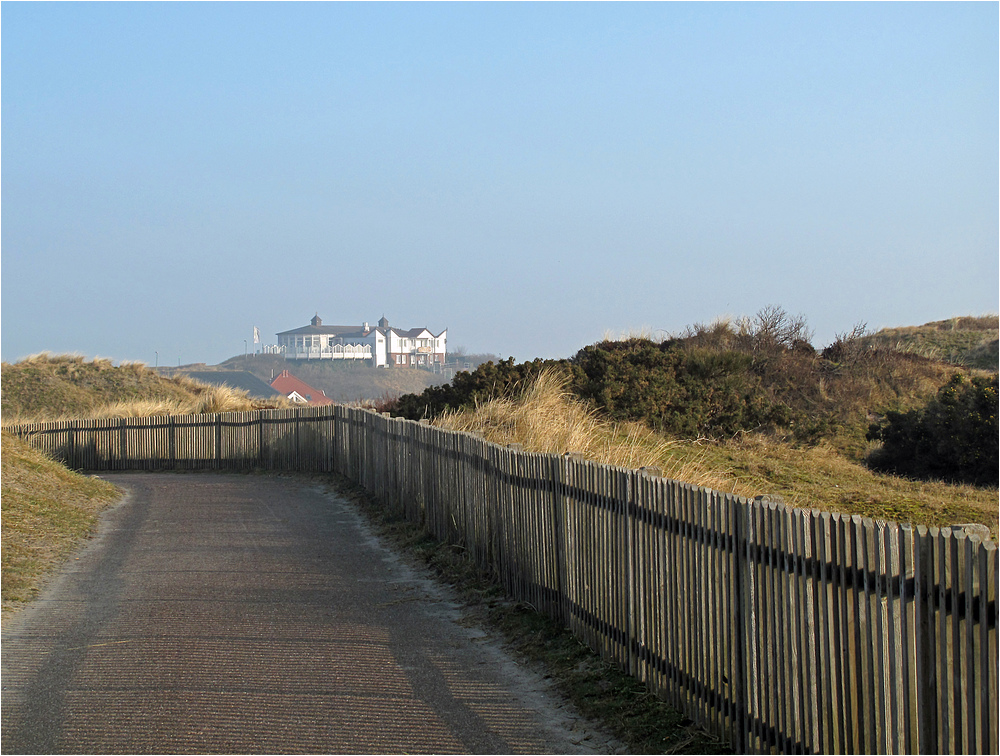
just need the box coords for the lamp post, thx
[154,351,158,368]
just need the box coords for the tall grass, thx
[89,384,271,418]
[433,369,741,493]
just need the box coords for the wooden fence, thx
[7,406,337,472]
[7,406,997,754]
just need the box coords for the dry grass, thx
[89,384,270,418]
[861,315,999,371]
[434,371,999,538]
[1,354,289,425]
[1,431,121,619]
[434,369,738,493]
[691,434,998,538]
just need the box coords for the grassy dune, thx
[863,315,999,370]
[1,353,289,425]
[1,431,122,618]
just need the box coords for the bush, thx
[567,338,792,439]
[866,373,998,486]
[391,357,561,420]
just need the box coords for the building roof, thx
[277,316,445,340]
[276,323,368,337]
[270,370,334,406]
[381,327,446,338]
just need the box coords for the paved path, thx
[2,473,619,754]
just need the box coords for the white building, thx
[276,315,447,368]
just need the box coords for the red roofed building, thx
[270,370,334,406]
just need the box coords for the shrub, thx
[733,304,814,355]
[391,357,562,420]
[567,338,796,439]
[866,373,998,485]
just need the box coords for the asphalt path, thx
[1,473,621,754]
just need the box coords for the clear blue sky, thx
[3,2,997,366]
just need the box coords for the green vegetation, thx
[435,369,738,492]
[330,473,728,754]
[867,373,998,486]
[1,431,121,618]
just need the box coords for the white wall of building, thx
[276,319,446,367]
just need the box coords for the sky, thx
[2,2,997,366]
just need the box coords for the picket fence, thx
[7,405,997,755]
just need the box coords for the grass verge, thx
[324,473,731,755]
[1,431,122,620]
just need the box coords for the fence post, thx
[257,411,265,470]
[637,458,660,673]
[915,525,939,753]
[119,418,127,470]
[295,412,301,471]
[214,414,222,469]
[549,454,567,624]
[732,493,750,754]
[168,416,176,470]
